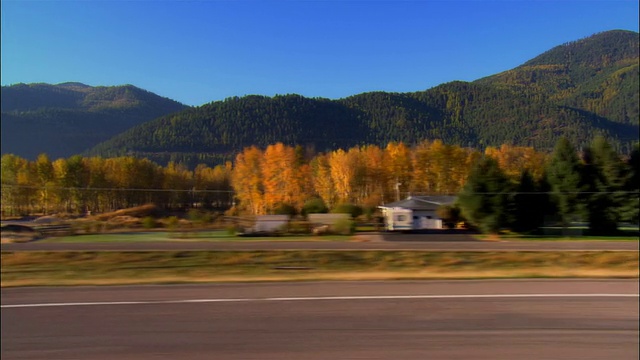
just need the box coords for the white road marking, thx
[2,293,638,309]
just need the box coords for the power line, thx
[2,185,638,196]
[0,185,234,193]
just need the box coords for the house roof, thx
[380,196,456,210]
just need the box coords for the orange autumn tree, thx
[327,148,367,204]
[385,142,413,201]
[231,146,265,215]
[485,144,547,181]
[328,149,354,204]
[310,153,337,208]
[411,140,478,195]
[411,140,438,194]
[261,143,306,212]
[360,145,388,207]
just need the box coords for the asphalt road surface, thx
[2,280,638,360]
[1,235,638,252]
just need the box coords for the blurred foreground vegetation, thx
[2,250,637,287]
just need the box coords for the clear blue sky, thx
[1,0,638,106]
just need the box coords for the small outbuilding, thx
[379,196,456,231]
[251,215,290,233]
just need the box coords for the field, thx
[2,250,637,287]
[35,231,353,243]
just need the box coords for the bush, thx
[273,203,297,216]
[142,216,157,229]
[166,216,180,231]
[361,206,378,221]
[302,198,328,215]
[226,225,239,236]
[331,218,355,235]
[437,205,462,229]
[331,203,363,219]
[187,209,213,225]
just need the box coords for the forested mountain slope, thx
[0,83,188,160]
[7,30,638,167]
[87,30,638,167]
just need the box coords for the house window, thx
[396,215,406,222]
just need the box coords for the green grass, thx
[40,231,351,243]
[2,250,638,287]
[474,225,639,241]
[474,234,639,241]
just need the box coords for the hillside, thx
[0,83,188,160]
[6,30,639,166]
[85,30,638,167]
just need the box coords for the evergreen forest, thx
[80,30,639,167]
[0,83,188,160]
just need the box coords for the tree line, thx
[2,138,637,235]
[1,154,232,216]
[458,137,638,234]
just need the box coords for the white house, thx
[379,196,456,231]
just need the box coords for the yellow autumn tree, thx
[384,142,413,201]
[411,140,438,194]
[485,144,547,181]
[193,162,233,209]
[328,148,360,204]
[261,143,305,212]
[361,145,388,207]
[231,146,265,215]
[310,153,337,208]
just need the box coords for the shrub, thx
[331,218,355,235]
[187,209,202,222]
[166,216,180,231]
[273,203,297,216]
[187,209,213,227]
[437,205,461,229]
[361,206,378,221]
[142,216,157,229]
[331,203,363,218]
[302,198,329,215]
[226,225,239,236]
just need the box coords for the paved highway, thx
[1,236,638,252]
[2,280,638,359]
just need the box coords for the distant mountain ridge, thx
[3,30,638,166]
[84,30,639,167]
[1,83,188,159]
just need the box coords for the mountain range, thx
[0,83,188,160]
[2,30,638,166]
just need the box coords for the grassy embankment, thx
[26,228,640,243]
[2,250,638,287]
[36,231,352,243]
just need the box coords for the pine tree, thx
[512,170,548,232]
[457,157,512,234]
[582,137,626,234]
[546,138,583,232]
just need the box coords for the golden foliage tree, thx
[231,146,265,215]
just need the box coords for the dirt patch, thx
[90,204,159,221]
[33,216,66,224]
[0,225,41,243]
[1,233,41,244]
[350,234,384,242]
